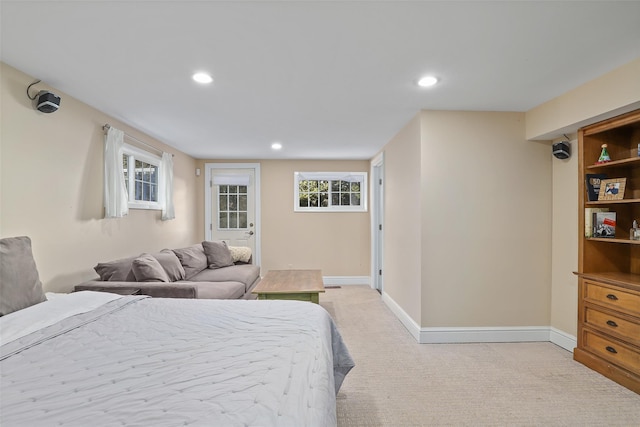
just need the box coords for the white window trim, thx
[123,143,162,210]
[294,171,368,212]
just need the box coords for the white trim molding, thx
[323,276,371,286]
[382,292,577,352]
[549,327,577,352]
[419,326,551,344]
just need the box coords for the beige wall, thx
[0,62,200,292]
[550,136,578,336]
[526,58,640,140]
[382,114,423,324]
[378,59,639,339]
[419,111,552,327]
[196,159,371,276]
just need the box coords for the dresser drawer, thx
[583,330,640,374]
[585,307,640,346]
[584,281,640,316]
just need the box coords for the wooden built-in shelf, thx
[574,271,640,291]
[586,156,640,170]
[587,237,640,245]
[576,109,640,394]
[586,199,640,205]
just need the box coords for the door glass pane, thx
[220,185,228,194]
[229,185,237,193]
[230,213,238,228]
[219,212,228,228]
[229,195,237,210]
[239,195,247,211]
[239,212,247,228]
[239,185,247,194]
[219,194,227,211]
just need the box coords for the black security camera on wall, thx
[553,140,571,159]
[27,80,61,113]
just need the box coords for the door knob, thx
[246,231,254,235]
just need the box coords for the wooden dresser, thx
[575,110,640,394]
[574,273,640,393]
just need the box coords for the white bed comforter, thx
[0,293,354,427]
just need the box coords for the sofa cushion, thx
[94,256,137,282]
[202,240,234,269]
[132,253,171,282]
[228,246,252,263]
[189,281,245,299]
[172,244,208,279]
[152,249,186,282]
[0,236,47,316]
[189,264,260,292]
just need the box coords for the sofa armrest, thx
[75,280,198,299]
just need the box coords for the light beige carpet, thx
[320,286,640,426]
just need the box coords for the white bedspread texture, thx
[0,295,354,427]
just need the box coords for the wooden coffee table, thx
[252,269,325,303]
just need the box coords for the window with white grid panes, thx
[122,144,162,210]
[218,185,248,229]
[294,172,367,212]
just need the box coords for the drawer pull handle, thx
[606,320,618,327]
[605,346,618,354]
[606,294,618,301]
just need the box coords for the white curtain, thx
[160,152,175,221]
[103,127,128,218]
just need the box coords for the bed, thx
[0,291,355,426]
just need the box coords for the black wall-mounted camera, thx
[35,90,61,113]
[552,141,571,159]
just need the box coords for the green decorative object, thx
[597,144,611,163]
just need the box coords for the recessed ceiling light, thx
[192,72,213,84]
[417,76,438,87]
[271,142,283,150]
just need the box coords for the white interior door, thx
[205,163,261,266]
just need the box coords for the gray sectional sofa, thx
[75,241,260,299]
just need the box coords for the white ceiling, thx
[2,1,640,160]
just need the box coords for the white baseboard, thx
[549,327,577,352]
[381,291,577,351]
[419,326,551,344]
[323,276,370,286]
[381,291,421,341]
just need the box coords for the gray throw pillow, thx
[94,256,137,281]
[172,244,208,279]
[152,249,186,282]
[131,253,171,282]
[0,236,47,316]
[202,240,234,269]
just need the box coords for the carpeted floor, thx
[320,285,640,426]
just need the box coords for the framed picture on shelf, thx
[598,178,626,201]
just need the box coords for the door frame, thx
[370,152,384,292]
[204,162,261,267]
